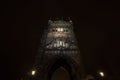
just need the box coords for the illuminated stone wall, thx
[29,19,84,80]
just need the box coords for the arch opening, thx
[47,58,78,80]
[51,66,70,80]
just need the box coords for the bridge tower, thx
[29,18,84,80]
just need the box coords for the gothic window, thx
[52,29,55,32]
[65,43,69,48]
[46,45,49,48]
[57,28,64,32]
[57,28,61,32]
[66,29,68,32]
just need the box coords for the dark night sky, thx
[1,0,120,80]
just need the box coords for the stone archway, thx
[45,57,80,80]
[51,66,70,80]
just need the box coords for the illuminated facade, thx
[28,18,84,80]
[45,20,78,53]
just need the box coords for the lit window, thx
[63,42,66,47]
[57,28,61,32]
[57,28,64,32]
[61,28,63,31]
[59,41,63,46]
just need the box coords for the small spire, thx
[61,17,63,20]
[49,16,52,20]
[48,16,52,24]
[68,17,71,21]
[68,17,72,23]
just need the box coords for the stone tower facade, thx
[30,18,84,80]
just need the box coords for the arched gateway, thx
[28,18,84,80]
[46,57,80,80]
[51,66,70,80]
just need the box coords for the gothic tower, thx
[29,18,84,80]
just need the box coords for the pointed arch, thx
[44,57,81,80]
